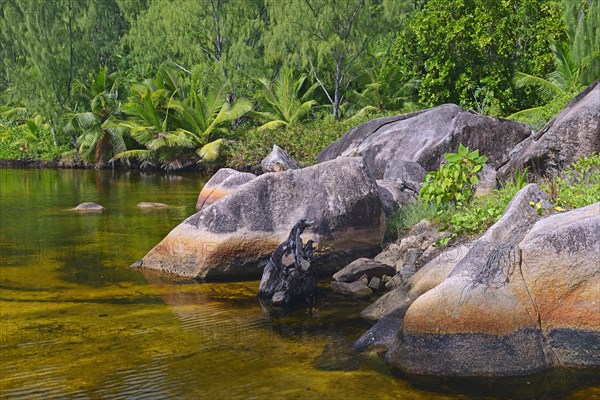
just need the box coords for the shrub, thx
[419,144,488,209]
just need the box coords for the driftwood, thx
[258,219,317,307]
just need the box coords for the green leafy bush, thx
[419,144,488,209]
[437,183,519,243]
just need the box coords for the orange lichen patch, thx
[534,284,600,331]
[196,187,230,210]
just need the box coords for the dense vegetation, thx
[388,152,600,243]
[0,0,598,168]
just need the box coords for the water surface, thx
[0,168,597,399]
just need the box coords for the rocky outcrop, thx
[196,168,256,211]
[499,81,600,179]
[71,202,105,212]
[137,157,385,280]
[360,243,473,322]
[261,145,301,173]
[357,184,600,377]
[317,104,531,177]
[332,258,394,283]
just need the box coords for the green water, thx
[0,168,597,400]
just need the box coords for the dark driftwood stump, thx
[258,219,317,307]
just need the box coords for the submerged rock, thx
[71,202,105,212]
[137,202,168,209]
[261,145,301,173]
[137,157,385,280]
[196,168,256,211]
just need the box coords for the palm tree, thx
[64,67,128,165]
[112,66,251,170]
[250,66,318,131]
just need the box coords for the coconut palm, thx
[112,66,251,169]
[64,67,128,164]
[250,66,318,131]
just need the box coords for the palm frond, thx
[197,138,225,161]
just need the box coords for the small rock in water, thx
[137,202,168,209]
[71,202,105,212]
[331,280,372,298]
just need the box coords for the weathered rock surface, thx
[358,184,600,377]
[331,280,373,298]
[137,157,385,280]
[196,168,256,211]
[474,164,498,197]
[317,104,531,177]
[518,203,600,368]
[376,180,417,216]
[499,81,600,179]
[261,145,301,173]
[382,160,427,192]
[71,202,105,212]
[332,258,395,283]
[137,202,168,209]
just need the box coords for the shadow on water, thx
[395,365,600,399]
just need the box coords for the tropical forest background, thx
[0,0,598,170]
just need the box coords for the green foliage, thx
[64,67,128,164]
[226,112,388,169]
[266,0,385,119]
[124,0,266,94]
[437,183,519,242]
[419,145,488,209]
[509,1,599,130]
[250,66,318,131]
[0,114,68,160]
[514,166,530,190]
[386,201,437,240]
[543,153,600,209]
[388,0,565,115]
[112,67,251,170]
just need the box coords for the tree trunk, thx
[258,220,318,307]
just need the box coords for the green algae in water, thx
[0,168,598,399]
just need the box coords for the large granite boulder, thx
[317,104,532,177]
[499,81,600,179]
[137,157,385,280]
[358,184,600,377]
[196,168,256,211]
